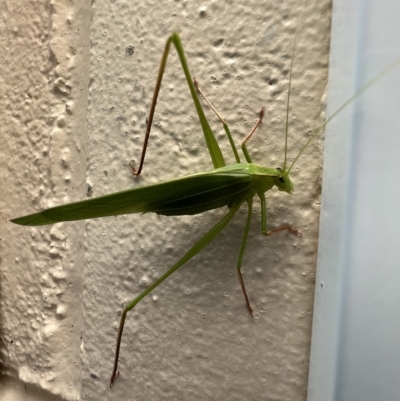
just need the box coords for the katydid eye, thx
[278,177,285,184]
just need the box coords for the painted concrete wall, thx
[0,0,330,399]
[0,1,90,400]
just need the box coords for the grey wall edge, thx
[308,0,400,400]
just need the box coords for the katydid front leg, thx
[258,191,301,237]
[194,80,300,316]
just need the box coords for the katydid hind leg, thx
[236,198,254,317]
[131,33,225,177]
[129,37,173,177]
[110,309,127,387]
[110,203,241,387]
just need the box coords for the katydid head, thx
[274,167,294,194]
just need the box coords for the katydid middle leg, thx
[236,198,255,317]
[192,84,270,315]
[194,78,241,163]
[193,78,264,166]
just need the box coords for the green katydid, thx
[12,31,302,386]
[11,28,400,388]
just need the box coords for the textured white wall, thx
[0,0,330,400]
[0,1,90,400]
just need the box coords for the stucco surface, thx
[0,0,331,400]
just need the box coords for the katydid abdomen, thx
[11,163,293,225]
